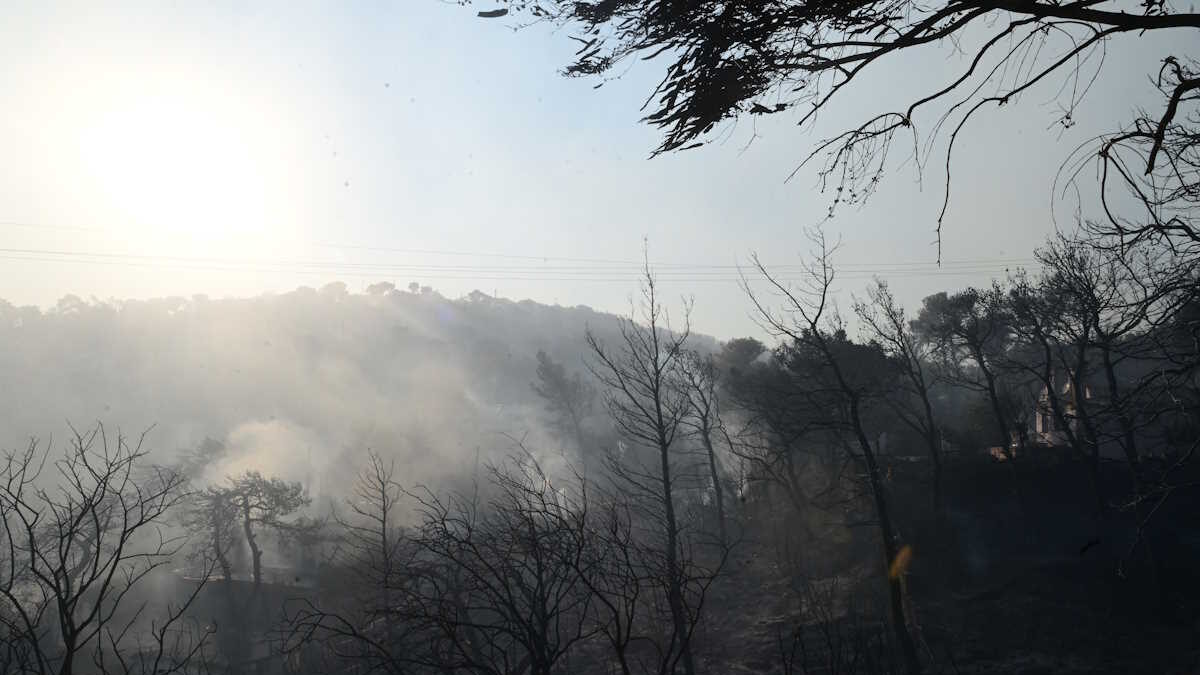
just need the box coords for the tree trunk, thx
[1098,343,1160,595]
[572,414,594,476]
[212,503,233,581]
[918,393,942,514]
[699,421,728,545]
[241,496,263,587]
[380,507,396,647]
[974,345,1011,454]
[849,396,923,675]
[658,432,696,675]
[1064,341,1106,515]
[1099,345,1142,475]
[616,647,633,675]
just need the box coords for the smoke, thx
[0,286,709,501]
[211,419,327,489]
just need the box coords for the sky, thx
[0,1,1193,340]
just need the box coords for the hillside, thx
[0,283,715,495]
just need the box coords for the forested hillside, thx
[2,234,1198,674]
[0,283,715,493]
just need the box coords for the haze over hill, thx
[0,282,715,496]
[1,1,1197,672]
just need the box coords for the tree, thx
[177,440,239,580]
[283,448,669,675]
[585,258,701,675]
[0,426,212,675]
[1010,275,1091,422]
[1076,58,1200,257]
[1031,231,1200,574]
[285,448,608,675]
[1134,286,1200,527]
[338,453,406,641]
[1059,241,1188,470]
[468,0,1198,252]
[567,493,644,675]
[678,349,731,544]
[914,286,1018,456]
[531,350,595,456]
[226,471,313,588]
[1006,244,1108,508]
[182,487,239,582]
[406,454,595,675]
[744,229,923,675]
[281,452,418,675]
[855,279,945,512]
[176,453,321,673]
[723,345,836,524]
[715,338,766,376]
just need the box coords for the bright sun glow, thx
[78,82,297,255]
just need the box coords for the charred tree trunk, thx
[241,495,263,587]
[973,343,1012,455]
[1040,343,1102,513]
[848,395,923,675]
[658,426,695,675]
[1068,340,1106,514]
[213,503,234,581]
[918,392,943,515]
[1099,344,1142,477]
[698,420,728,546]
[57,644,74,675]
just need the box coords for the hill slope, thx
[0,284,715,495]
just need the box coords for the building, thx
[1033,370,1100,448]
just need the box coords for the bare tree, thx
[470,0,1197,256]
[1011,280,1089,428]
[1071,58,1199,257]
[339,453,406,646]
[585,257,702,675]
[281,452,416,675]
[285,448,693,675]
[855,280,944,513]
[1006,246,1108,511]
[287,448,602,675]
[1032,231,1200,573]
[677,350,730,545]
[0,425,212,675]
[743,229,922,675]
[568,493,643,675]
[405,453,595,675]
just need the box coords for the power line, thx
[0,246,1036,273]
[0,247,1036,283]
[0,217,1034,270]
[315,242,646,265]
[315,241,1033,269]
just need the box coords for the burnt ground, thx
[691,454,1200,674]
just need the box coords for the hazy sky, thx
[1,2,1192,339]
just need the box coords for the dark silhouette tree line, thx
[3,224,1197,674]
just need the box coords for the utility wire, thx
[0,250,1035,283]
[1,218,1034,271]
[0,246,1035,273]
